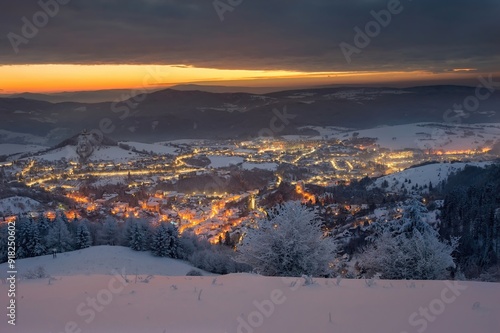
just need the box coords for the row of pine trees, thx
[0,214,181,262]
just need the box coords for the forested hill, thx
[439,164,500,279]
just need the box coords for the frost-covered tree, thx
[130,222,145,251]
[126,218,150,251]
[165,223,179,258]
[177,231,210,260]
[37,214,50,239]
[31,224,46,256]
[15,217,46,258]
[360,199,458,280]
[0,223,8,263]
[75,222,92,249]
[99,217,121,246]
[151,222,179,258]
[15,217,32,259]
[189,248,236,274]
[45,216,74,253]
[237,201,337,277]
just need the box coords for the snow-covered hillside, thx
[242,162,278,171]
[333,123,500,151]
[295,123,500,151]
[0,247,498,333]
[208,155,244,168]
[120,141,178,155]
[372,161,493,193]
[0,246,209,278]
[155,139,205,146]
[0,129,48,145]
[0,143,48,157]
[0,196,41,215]
[32,145,143,162]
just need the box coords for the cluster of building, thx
[0,133,495,242]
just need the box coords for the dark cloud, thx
[0,0,499,73]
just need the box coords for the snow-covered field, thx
[332,123,500,151]
[120,141,178,155]
[208,155,244,168]
[0,246,209,278]
[155,139,205,146]
[298,125,353,137]
[372,161,494,193]
[0,129,48,145]
[89,176,126,187]
[0,144,48,156]
[32,146,142,162]
[197,103,248,113]
[1,246,499,333]
[0,196,41,215]
[242,162,278,171]
[292,123,500,151]
[322,89,413,101]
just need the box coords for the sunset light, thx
[0,64,488,94]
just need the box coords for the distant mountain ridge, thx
[0,89,158,104]
[0,85,499,145]
[169,84,294,94]
[0,84,289,103]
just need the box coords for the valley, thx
[1,122,498,246]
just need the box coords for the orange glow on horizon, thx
[0,64,486,94]
[0,64,317,93]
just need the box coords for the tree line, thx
[0,213,246,275]
[437,164,500,279]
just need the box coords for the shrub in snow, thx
[302,275,315,286]
[23,266,49,279]
[365,276,377,287]
[178,232,246,274]
[186,269,203,276]
[237,201,337,277]
[479,265,500,282]
[360,199,458,280]
[141,275,154,283]
[189,248,236,274]
[177,231,210,259]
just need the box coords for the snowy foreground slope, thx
[0,246,210,277]
[1,247,499,333]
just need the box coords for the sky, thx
[0,0,499,93]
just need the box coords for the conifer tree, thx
[46,215,74,253]
[75,222,92,249]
